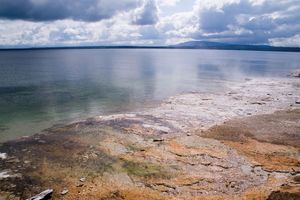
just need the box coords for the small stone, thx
[76,183,84,187]
[61,189,68,195]
[295,100,300,104]
[250,102,265,105]
[6,158,20,163]
[79,177,86,182]
[291,70,300,78]
[153,138,164,142]
[0,153,7,160]
[24,160,31,164]
[38,140,46,144]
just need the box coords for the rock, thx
[291,70,300,78]
[79,177,86,182]
[27,189,53,200]
[0,170,11,179]
[76,183,84,187]
[0,153,7,160]
[6,157,20,163]
[61,189,68,195]
[295,100,300,104]
[38,140,46,144]
[153,138,164,142]
[0,170,22,180]
[250,102,266,105]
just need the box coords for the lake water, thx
[0,49,299,142]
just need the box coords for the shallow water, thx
[0,49,299,141]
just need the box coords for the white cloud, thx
[0,0,299,47]
[270,34,300,47]
[132,0,159,25]
[157,0,181,7]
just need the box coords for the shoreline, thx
[0,77,299,199]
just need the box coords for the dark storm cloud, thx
[133,0,158,25]
[0,0,140,21]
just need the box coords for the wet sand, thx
[0,77,299,200]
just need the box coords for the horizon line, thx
[0,43,300,52]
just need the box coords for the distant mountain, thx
[1,41,299,52]
[171,41,300,52]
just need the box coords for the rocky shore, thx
[0,77,299,200]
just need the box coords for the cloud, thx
[270,34,300,47]
[0,0,140,22]
[157,0,181,7]
[132,0,159,25]
[0,0,299,47]
[185,0,300,45]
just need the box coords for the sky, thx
[0,0,299,47]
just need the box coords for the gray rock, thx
[76,182,84,187]
[27,189,53,200]
[0,153,7,160]
[61,189,68,195]
[291,70,300,78]
[186,132,192,136]
[79,177,86,182]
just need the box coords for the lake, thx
[0,49,299,142]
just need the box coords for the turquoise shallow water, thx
[0,49,299,142]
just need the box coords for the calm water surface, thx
[0,49,299,141]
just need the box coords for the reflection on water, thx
[0,49,299,141]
